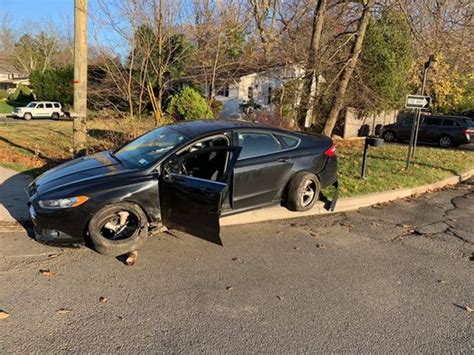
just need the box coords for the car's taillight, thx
[465,129,474,135]
[324,144,336,157]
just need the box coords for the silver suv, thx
[12,101,63,120]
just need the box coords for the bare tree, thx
[322,0,374,136]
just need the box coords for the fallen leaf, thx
[0,310,9,319]
[39,269,56,277]
[276,295,283,301]
[48,253,59,259]
[99,296,108,304]
[293,246,299,250]
[225,286,234,291]
[402,224,412,228]
[437,280,446,284]
[56,308,73,314]
[125,251,138,266]
[465,306,474,313]
[316,244,326,250]
[231,257,239,261]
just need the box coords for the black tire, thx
[382,130,396,142]
[285,172,321,212]
[88,202,148,256]
[24,113,32,120]
[51,112,60,120]
[438,135,453,148]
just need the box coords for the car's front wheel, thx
[23,113,32,120]
[286,172,320,212]
[382,130,396,142]
[88,202,149,256]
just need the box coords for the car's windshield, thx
[113,126,188,168]
[26,102,37,108]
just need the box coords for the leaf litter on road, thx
[56,308,73,314]
[0,310,10,319]
[39,269,56,277]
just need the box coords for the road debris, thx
[56,308,73,314]
[225,286,234,291]
[39,269,56,277]
[0,310,9,319]
[125,251,138,266]
[99,296,108,304]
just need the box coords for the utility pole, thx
[73,0,88,156]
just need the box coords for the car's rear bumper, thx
[318,156,338,187]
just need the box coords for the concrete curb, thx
[220,168,474,226]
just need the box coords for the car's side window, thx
[37,103,44,109]
[401,118,412,126]
[237,132,282,159]
[53,103,60,108]
[422,117,442,126]
[45,103,53,108]
[275,134,300,148]
[442,119,459,127]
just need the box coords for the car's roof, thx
[169,119,281,137]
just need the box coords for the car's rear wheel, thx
[382,130,396,142]
[51,112,59,120]
[88,202,148,256]
[24,113,32,120]
[438,135,453,148]
[286,172,320,212]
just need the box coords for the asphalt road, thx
[0,181,473,353]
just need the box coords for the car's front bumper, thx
[28,202,89,244]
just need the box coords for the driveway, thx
[0,181,473,353]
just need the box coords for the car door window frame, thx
[233,130,298,160]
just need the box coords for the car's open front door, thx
[159,146,241,245]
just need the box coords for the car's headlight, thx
[38,196,89,209]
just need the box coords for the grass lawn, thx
[0,99,13,114]
[0,118,473,197]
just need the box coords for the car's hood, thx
[31,151,134,197]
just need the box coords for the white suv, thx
[12,101,64,120]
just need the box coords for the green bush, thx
[29,66,73,105]
[166,86,213,120]
[8,84,35,104]
[0,89,8,100]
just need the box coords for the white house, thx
[0,65,30,93]
[206,64,309,118]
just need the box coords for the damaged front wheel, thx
[88,202,148,256]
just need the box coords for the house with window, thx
[205,64,312,118]
[0,64,30,93]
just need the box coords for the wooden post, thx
[73,0,88,156]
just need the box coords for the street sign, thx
[405,95,431,109]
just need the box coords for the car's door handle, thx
[277,157,290,163]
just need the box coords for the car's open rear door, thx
[159,146,241,245]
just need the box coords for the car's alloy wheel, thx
[88,202,148,256]
[286,171,321,212]
[383,131,395,142]
[24,113,32,120]
[439,136,452,148]
[301,179,317,207]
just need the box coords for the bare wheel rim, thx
[300,179,317,207]
[99,210,140,241]
[439,137,451,147]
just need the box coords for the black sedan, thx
[27,120,338,255]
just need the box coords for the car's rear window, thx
[237,132,282,159]
[275,134,300,148]
[53,103,60,108]
[463,118,474,127]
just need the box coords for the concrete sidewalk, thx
[0,167,32,226]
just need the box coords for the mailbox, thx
[361,136,384,179]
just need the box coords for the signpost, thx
[405,55,435,170]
